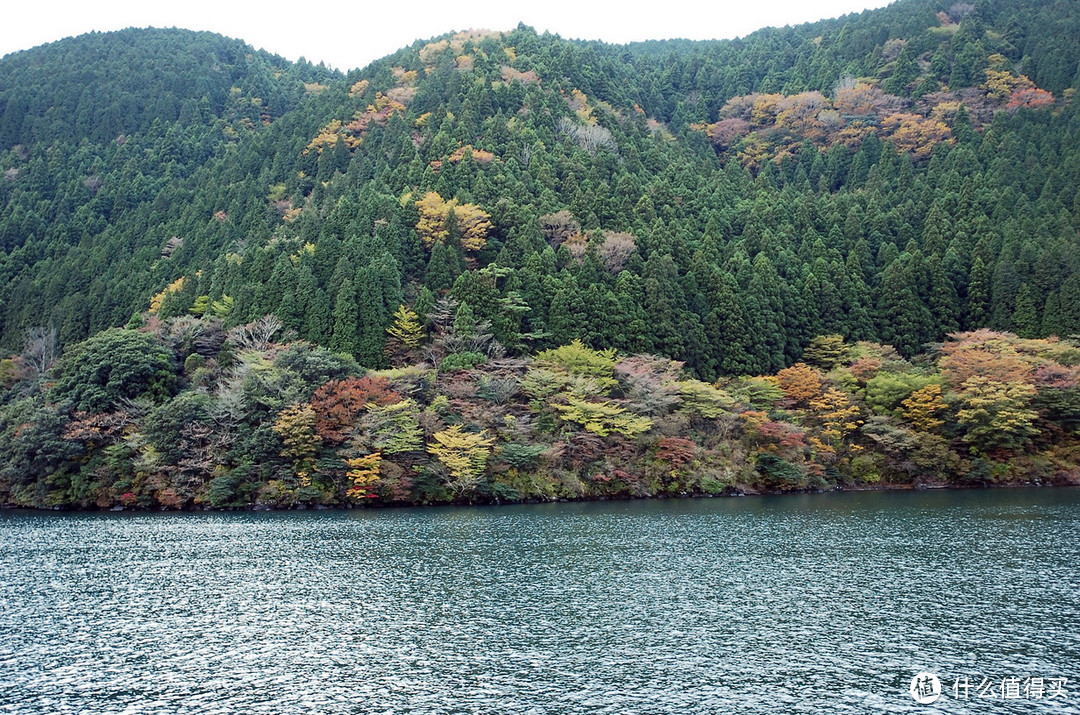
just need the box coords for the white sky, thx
[2,0,894,73]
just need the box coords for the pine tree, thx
[884,45,918,95]
[1041,291,1064,338]
[425,241,464,293]
[356,267,388,368]
[1058,274,1080,338]
[929,261,960,338]
[1012,283,1041,339]
[990,254,1022,331]
[547,282,586,346]
[876,255,934,357]
[965,256,991,329]
[330,279,359,357]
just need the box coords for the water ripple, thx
[1,489,1078,714]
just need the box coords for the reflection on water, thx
[1,488,1078,714]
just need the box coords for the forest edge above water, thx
[4,326,1080,510]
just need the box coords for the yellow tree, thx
[387,305,424,349]
[345,452,382,499]
[427,425,495,493]
[901,384,948,432]
[881,113,953,161]
[749,93,785,125]
[149,277,185,313]
[776,362,824,406]
[272,404,320,483]
[552,395,653,437]
[415,192,452,246]
[534,340,618,384]
[983,54,1036,100]
[775,91,828,140]
[955,376,1038,452]
[451,202,492,252]
[415,191,491,252]
[809,386,862,451]
[385,304,425,363]
[833,82,899,118]
[675,380,733,418]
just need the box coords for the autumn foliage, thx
[776,363,823,406]
[345,452,382,499]
[655,437,695,469]
[9,318,1080,511]
[310,376,400,445]
[939,330,1038,389]
[427,425,495,494]
[5,9,1080,514]
[272,404,320,480]
[414,191,492,252]
[694,69,1052,169]
[901,384,948,432]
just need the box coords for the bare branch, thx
[22,326,58,376]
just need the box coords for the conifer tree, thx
[965,256,991,329]
[330,279,360,357]
[1012,283,1041,339]
[386,304,424,352]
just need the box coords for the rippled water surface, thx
[1,488,1079,714]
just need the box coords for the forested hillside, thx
[2,0,1080,508]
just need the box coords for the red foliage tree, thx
[655,437,696,469]
[310,376,400,445]
[1006,88,1055,112]
[703,117,752,148]
[939,332,1036,390]
[63,411,132,446]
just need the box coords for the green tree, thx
[1012,283,1041,338]
[876,255,934,357]
[52,328,176,412]
[330,280,360,357]
[965,256,991,329]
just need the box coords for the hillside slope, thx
[1,1,1078,370]
[1,0,1080,508]
[0,28,339,346]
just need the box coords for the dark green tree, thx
[52,328,176,412]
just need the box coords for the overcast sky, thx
[2,0,894,73]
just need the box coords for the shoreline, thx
[4,479,1077,514]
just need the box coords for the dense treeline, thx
[0,29,339,346]
[1,314,1078,508]
[1,0,1079,506]
[0,28,335,148]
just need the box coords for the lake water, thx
[1,488,1078,714]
